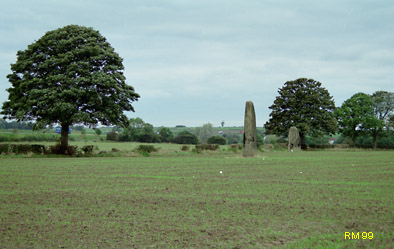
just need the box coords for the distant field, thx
[0,151,393,248]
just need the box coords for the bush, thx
[273,143,288,150]
[0,144,10,154]
[106,131,119,141]
[263,144,274,150]
[207,136,227,145]
[0,144,46,154]
[49,144,79,155]
[31,144,46,154]
[256,133,264,147]
[336,131,394,149]
[137,133,161,143]
[10,144,31,154]
[181,145,190,151]
[172,131,199,144]
[306,135,331,147]
[375,132,394,149]
[223,133,241,144]
[195,144,219,152]
[227,144,242,153]
[82,145,94,155]
[136,145,158,153]
[264,135,287,144]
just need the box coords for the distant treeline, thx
[0,119,33,130]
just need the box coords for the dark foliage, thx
[48,144,78,155]
[265,78,337,149]
[181,145,190,151]
[0,120,33,130]
[30,144,46,154]
[0,144,10,154]
[158,127,174,143]
[136,145,158,153]
[120,118,161,143]
[172,130,199,144]
[1,25,139,148]
[223,133,241,144]
[82,145,94,155]
[195,144,219,152]
[106,131,119,141]
[207,136,227,145]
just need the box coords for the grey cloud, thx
[1,0,393,126]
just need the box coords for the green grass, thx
[0,151,393,248]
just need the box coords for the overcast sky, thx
[1,0,393,127]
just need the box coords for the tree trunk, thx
[372,133,378,150]
[299,133,307,150]
[60,123,69,150]
[352,135,357,148]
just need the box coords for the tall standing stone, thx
[243,101,257,157]
[288,126,301,151]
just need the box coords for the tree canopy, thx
[194,123,214,144]
[1,25,139,150]
[370,91,394,148]
[264,78,337,149]
[335,92,384,147]
[120,118,160,143]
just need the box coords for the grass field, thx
[0,150,393,248]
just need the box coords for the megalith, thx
[288,126,301,151]
[243,101,257,157]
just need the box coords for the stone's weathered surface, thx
[243,101,257,157]
[288,126,301,151]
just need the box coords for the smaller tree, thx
[221,121,225,127]
[195,123,214,144]
[370,91,394,148]
[158,127,174,143]
[335,93,380,146]
[121,118,160,143]
[94,128,102,137]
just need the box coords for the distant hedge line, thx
[0,144,94,156]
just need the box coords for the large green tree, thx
[264,78,337,149]
[1,25,139,150]
[335,93,380,146]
